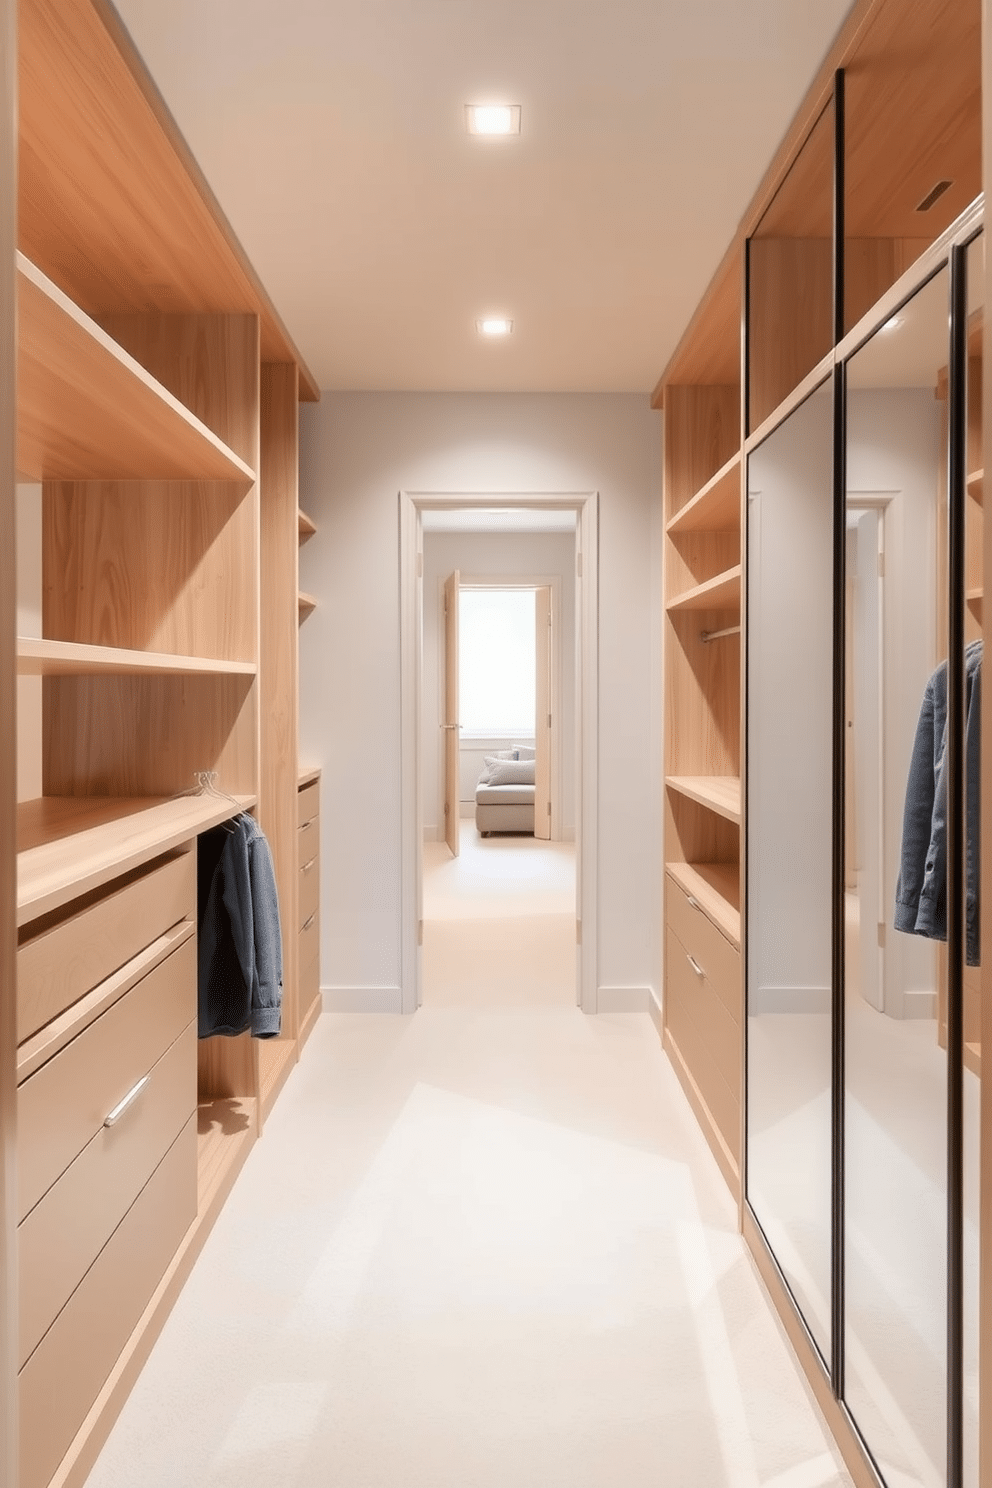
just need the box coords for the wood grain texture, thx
[0,0,15,1477]
[665,530,739,601]
[747,238,833,431]
[664,609,741,777]
[259,363,300,1060]
[196,1034,256,1103]
[18,0,318,399]
[653,252,742,397]
[844,237,933,333]
[18,262,255,484]
[44,480,258,663]
[666,564,741,614]
[665,776,742,825]
[664,385,740,513]
[298,509,317,542]
[662,1024,740,1196]
[298,593,317,621]
[666,454,741,534]
[665,862,741,948]
[664,790,740,877]
[17,638,256,677]
[982,42,992,1471]
[752,96,834,241]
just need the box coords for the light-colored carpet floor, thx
[83,833,855,1488]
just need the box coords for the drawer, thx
[299,853,319,928]
[18,935,195,1222]
[299,946,320,1017]
[297,780,319,828]
[19,1115,197,1488]
[666,872,742,1025]
[19,1021,196,1368]
[299,901,319,972]
[665,924,740,1156]
[17,849,195,1043]
[297,812,319,869]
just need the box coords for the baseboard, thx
[648,985,663,1036]
[322,985,403,1013]
[662,1024,741,1203]
[597,985,651,1013]
[751,985,831,1015]
[298,992,323,1050]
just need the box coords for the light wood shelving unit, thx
[298,591,318,621]
[1,3,323,1486]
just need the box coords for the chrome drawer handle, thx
[302,913,316,932]
[299,817,315,831]
[302,858,316,873]
[104,1076,149,1128]
[686,954,705,979]
[686,895,700,910]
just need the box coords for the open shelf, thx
[666,861,741,947]
[667,453,741,535]
[17,638,256,677]
[17,253,257,484]
[298,592,317,621]
[666,776,742,825]
[967,468,983,503]
[967,587,983,614]
[298,765,321,789]
[197,1097,257,1214]
[298,509,317,543]
[17,793,256,927]
[667,565,742,614]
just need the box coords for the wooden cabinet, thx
[297,771,322,1041]
[0,3,323,1485]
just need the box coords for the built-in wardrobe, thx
[655,1,990,1485]
[0,2,322,1485]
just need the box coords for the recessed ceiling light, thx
[466,104,521,136]
[477,317,513,336]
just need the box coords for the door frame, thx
[399,490,599,1014]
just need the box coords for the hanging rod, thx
[700,624,741,643]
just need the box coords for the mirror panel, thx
[746,378,834,1359]
[844,266,950,1485]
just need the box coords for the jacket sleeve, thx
[247,829,283,1038]
[894,673,940,935]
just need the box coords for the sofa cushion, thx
[486,759,536,786]
[475,783,536,806]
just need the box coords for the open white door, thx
[443,570,460,857]
[534,585,552,840]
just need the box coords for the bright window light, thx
[459,588,535,737]
[466,103,521,136]
[477,317,513,336]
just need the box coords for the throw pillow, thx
[486,759,536,787]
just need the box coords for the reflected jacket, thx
[198,814,283,1038]
[894,640,981,966]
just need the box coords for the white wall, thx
[421,530,576,834]
[299,392,662,1012]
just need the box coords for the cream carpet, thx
[84,835,855,1488]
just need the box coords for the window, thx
[458,587,535,737]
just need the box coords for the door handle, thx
[686,954,705,979]
[441,723,460,730]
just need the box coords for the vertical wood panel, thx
[664,385,740,514]
[747,238,832,428]
[981,5,992,1475]
[258,363,299,1075]
[0,0,16,1478]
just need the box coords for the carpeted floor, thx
[84,831,855,1488]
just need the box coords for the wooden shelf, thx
[17,793,256,927]
[298,765,321,789]
[17,254,256,483]
[17,638,256,677]
[298,509,317,543]
[197,1098,257,1214]
[967,588,983,614]
[298,592,317,621]
[666,776,742,825]
[967,468,983,503]
[667,454,742,535]
[667,565,742,614]
[666,861,741,947]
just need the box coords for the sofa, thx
[475,747,536,835]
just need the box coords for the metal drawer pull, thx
[686,895,700,910]
[104,1076,149,1128]
[686,954,705,979]
[302,857,316,873]
[302,913,316,932]
[299,817,315,831]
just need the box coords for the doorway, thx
[399,492,599,1014]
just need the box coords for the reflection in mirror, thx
[746,379,833,1360]
[844,267,949,1484]
[962,230,983,1488]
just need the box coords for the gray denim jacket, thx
[894,639,981,966]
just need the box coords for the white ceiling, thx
[114,0,854,394]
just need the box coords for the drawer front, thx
[19,1116,197,1488]
[19,1021,196,1368]
[17,849,195,1043]
[666,873,742,1024]
[299,946,320,1017]
[299,905,319,975]
[18,935,195,1221]
[299,854,319,928]
[297,812,318,870]
[297,780,319,828]
[665,924,741,1157]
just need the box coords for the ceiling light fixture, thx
[466,104,521,136]
[477,317,513,336]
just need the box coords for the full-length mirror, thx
[746,378,834,1360]
[844,266,950,1485]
